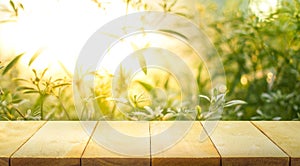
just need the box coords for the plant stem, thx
[58,97,70,120]
[15,108,26,120]
[40,95,44,120]
[111,104,116,120]
[126,0,129,14]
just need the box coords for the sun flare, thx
[249,0,279,20]
[0,0,138,74]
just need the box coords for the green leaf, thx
[40,68,48,79]
[224,100,247,107]
[19,3,24,10]
[136,54,147,75]
[9,0,16,10]
[199,95,211,102]
[169,0,178,9]
[6,93,12,103]
[261,93,272,100]
[28,49,43,66]
[175,12,188,17]
[2,53,24,75]
[9,0,18,16]
[12,98,23,104]
[163,113,176,120]
[272,117,281,121]
[144,106,154,115]
[13,78,30,83]
[251,116,263,120]
[53,83,71,89]
[163,74,170,89]
[32,68,37,77]
[256,109,264,116]
[17,86,36,91]
[158,29,188,40]
[213,88,218,98]
[0,19,16,24]
[23,90,39,94]
[136,80,153,91]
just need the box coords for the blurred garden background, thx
[0,0,299,120]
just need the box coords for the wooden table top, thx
[0,121,299,166]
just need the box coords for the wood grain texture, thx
[0,121,45,166]
[1,121,298,166]
[253,121,300,166]
[202,121,289,166]
[11,121,96,166]
[151,121,220,166]
[82,121,150,166]
[292,158,300,166]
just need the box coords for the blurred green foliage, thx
[207,0,300,120]
[0,0,299,120]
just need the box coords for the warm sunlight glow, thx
[240,75,248,85]
[0,0,139,73]
[249,0,279,21]
[98,32,192,75]
[266,72,274,84]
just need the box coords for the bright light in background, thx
[249,0,279,21]
[240,75,248,85]
[98,33,189,74]
[0,0,139,74]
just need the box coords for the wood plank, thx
[0,121,45,166]
[11,121,96,166]
[150,121,220,166]
[253,121,300,166]
[202,121,289,166]
[82,121,150,166]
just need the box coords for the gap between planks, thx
[80,121,99,166]
[201,121,289,166]
[252,121,300,166]
[250,121,291,165]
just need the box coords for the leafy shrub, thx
[208,0,300,120]
[0,0,299,120]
